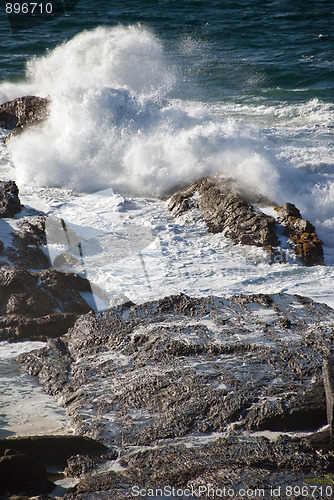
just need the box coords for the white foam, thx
[0,25,333,246]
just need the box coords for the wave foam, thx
[1,25,334,246]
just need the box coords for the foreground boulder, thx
[0,95,50,140]
[0,267,92,341]
[16,292,334,497]
[168,176,324,266]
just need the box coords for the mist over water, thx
[1,25,333,245]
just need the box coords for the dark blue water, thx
[1,0,333,103]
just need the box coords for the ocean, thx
[0,0,333,465]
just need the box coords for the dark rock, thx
[16,292,334,496]
[0,267,92,341]
[0,449,51,495]
[275,203,324,266]
[0,181,21,218]
[0,95,50,140]
[323,358,334,435]
[6,216,50,269]
[168,176,279,248]
[0,436,108,469]
[64,435,334,499]
[169,177,325,266]
[245,377,327,431]
[65,449,118,478]
[303,428,334,450]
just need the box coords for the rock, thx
[0,180,21,218]
[0,95,50,140]
[65,449,118,478]
[168,176,279,248]
[0,267,92,341]
[0,436,108,469]
[6,216,50,269]
[64,435,334,499]
[323,358,334,435]
[303,428,334,450]
[168,177,325,267]
[274,202,324,266]
[0,448,51,495]
[16,292,334,496]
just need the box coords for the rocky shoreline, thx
[0,96,333,498]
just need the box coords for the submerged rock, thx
[168,176,325,266]
[16,292,334,496]
[0,180,21,218]
[0,95,50,140]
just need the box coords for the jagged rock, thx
[6,216,50,269]
[275,202,324,266]
[16,292,334,496]
[169,177,325,267]
[0,267,92,341]
[168,176,279,248]
[0,95,50,140]
[65,449,118,478]
[64,435,334,499]
[323,358,334,435]
[0,180,21,218]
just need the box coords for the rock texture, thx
[0,180,21,218]
[0,267,92,341]
[169,176,279,247]
[168,176,324,266]
[6,216,50,270]
[323,358,334,435]
[16,292,334,497]
[275,202,324,266]
[0,95,50,140]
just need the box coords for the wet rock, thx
[65,449,118,478]
[0,448,52,496]
[64,435,334,499]
[16,292,334,495]
[0,180,21,218]
[303,428,334,450]
[274,202,324,266]
[323,357,334,435]
[245,377,327,431]
[168,176,279,247]
[0,436,108,469]
[0,95,50,140]
[6,216,50,269]
[169,177,325,266]
[0,267,92,341]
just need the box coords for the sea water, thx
[0,1,333,439]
